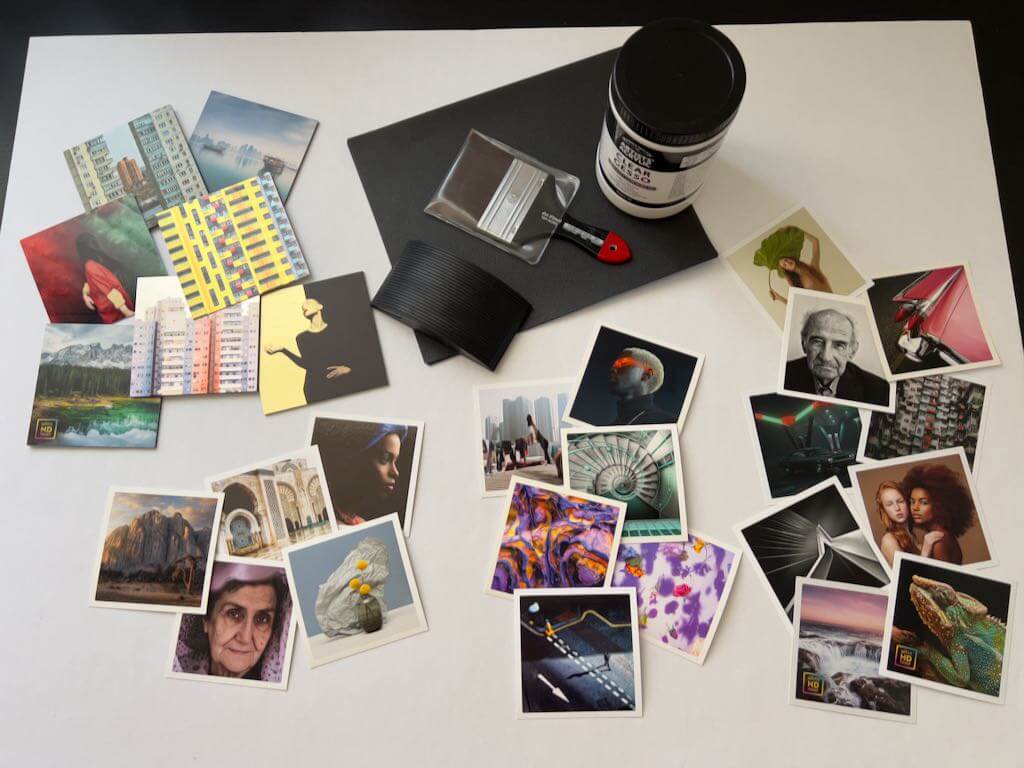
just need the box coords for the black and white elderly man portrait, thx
[784,308,890,406]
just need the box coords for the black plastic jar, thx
[596,19,746,218]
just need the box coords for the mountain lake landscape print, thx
[92,488,222,613]
[28,323,161,448]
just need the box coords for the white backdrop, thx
[1,23,1021,767]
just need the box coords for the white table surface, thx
[2,22,1021,767]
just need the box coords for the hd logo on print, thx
[801,671,825,697]
[34,418,58,440]
[894,644,918,671]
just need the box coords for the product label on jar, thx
[598,109,724,208]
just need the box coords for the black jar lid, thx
[611,19,746,147]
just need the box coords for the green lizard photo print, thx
[880,553,1014,703]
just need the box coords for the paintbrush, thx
[428,130,630,265]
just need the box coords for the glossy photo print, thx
[881,554,1014,703]
[21,199,166,324]
[611,534,741,664]
[167,559,297,690]
[158,173,308,319]
[567,325,704,429]
[859,374,987,471]
[486,478,625,598]
[189,91,318,201]
[64,105,207,227]
[790,579,914,722]
[284,515,427,668]
[848,448,995,574]
[475,378,573,497]
[308,414,424,534]
[260,272,387,415]
[28,323,162,448]
[515,588,642,718]
[130,277,259,397]
[562,425,686,540]
[779,289,894,412]
[746,392,863,500]
[91,487,223,613]
[734,478,888,628]
[722,207,871,330]
[207,447,336,562]
[865,265,999,380]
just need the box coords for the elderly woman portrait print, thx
[170,561,295,689]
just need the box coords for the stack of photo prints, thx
[725,207,1013,718]
[20,88,1013,723]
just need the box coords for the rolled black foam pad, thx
[372,241,532,371]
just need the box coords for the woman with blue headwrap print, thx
[313,419,412,527]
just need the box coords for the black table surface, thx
[1,1,1020,345]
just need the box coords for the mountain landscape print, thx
[93,489,222,612]
[28,323,161,448]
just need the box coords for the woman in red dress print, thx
[77,232,135,322]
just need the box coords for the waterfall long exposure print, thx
[790,578,913,721]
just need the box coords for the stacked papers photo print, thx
[790,579,913,721]
[881,554,1014,703]
[91,487,223,612]
[486,478,625,597]
[284,515,427,668]
[168,559,297,690]
[515,588,642,718]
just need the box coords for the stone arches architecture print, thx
[206,447,336,562]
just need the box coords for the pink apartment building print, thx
[130,294,259,396]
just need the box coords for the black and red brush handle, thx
[555,212,632,264]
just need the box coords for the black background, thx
[0,2,1020,344]
[349,51,719,365]
[886,556,1011,683]
[569,326,701,425]
[741,482,882,617]
[749,393,861,496]
[310,417,418,528]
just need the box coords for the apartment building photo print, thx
[159,173,308,319]
[64,105,208,228]
[130,276,259,397]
